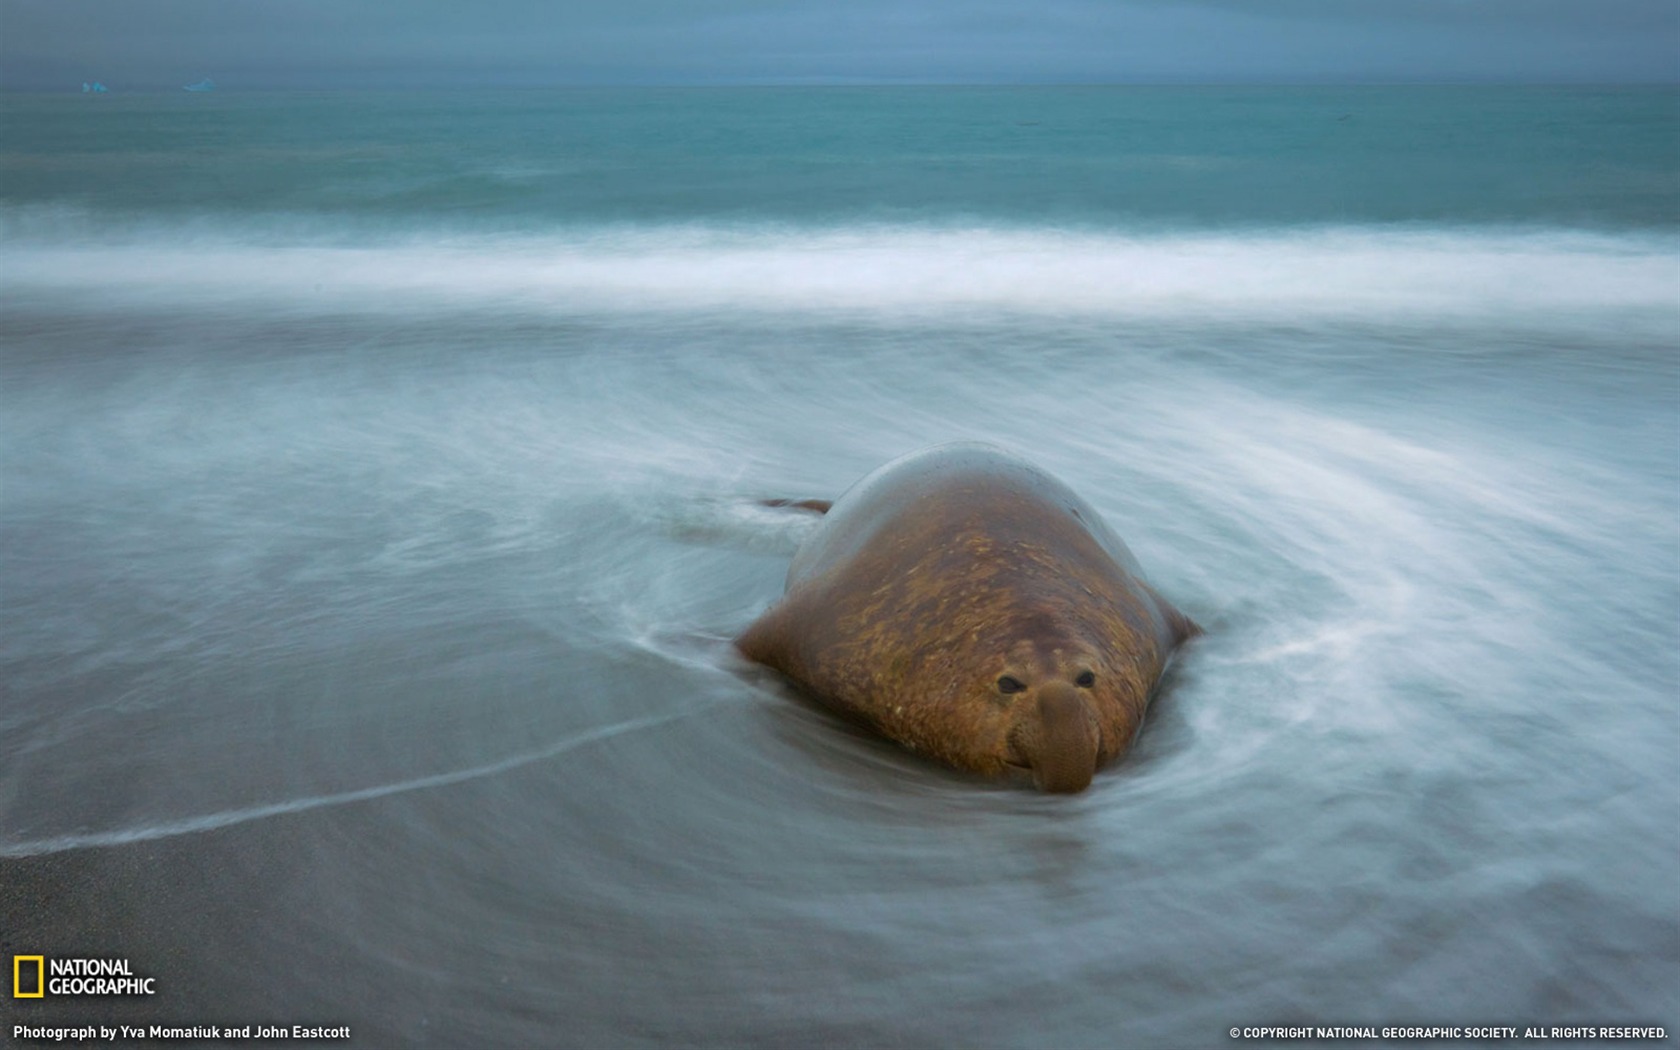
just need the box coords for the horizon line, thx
[6,77,1678,94]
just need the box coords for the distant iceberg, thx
[82,81,108,93]
[183,77,215,92]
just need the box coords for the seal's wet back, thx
[736,443,1198,792]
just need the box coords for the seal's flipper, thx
[759,498,832,514]
[735,599,793,667]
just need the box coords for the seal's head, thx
[1004,679,1102,793]
[968,619,1149,793]
[858,604,1156,794]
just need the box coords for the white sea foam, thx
[4,219,1675,328]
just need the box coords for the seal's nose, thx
[1022,680,1099,793]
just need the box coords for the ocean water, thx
[2,87,1677,1046]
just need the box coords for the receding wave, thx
[3,214,1675,328]
[0,704,724,858]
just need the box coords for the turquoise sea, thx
[2,88,1677,1046]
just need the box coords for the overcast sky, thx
[3,0,1676,90]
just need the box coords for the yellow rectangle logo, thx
[14,955,44,997]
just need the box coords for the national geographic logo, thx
[12,955,157,997]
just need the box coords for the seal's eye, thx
[996,675,1026,694]
[1075,670,1096,688]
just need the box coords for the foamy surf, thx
[4,221,1675,329]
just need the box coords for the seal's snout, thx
[1018,680,1100,793]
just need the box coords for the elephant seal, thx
[736,443,1198,793]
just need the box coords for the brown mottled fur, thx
[737,444,1197,791]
